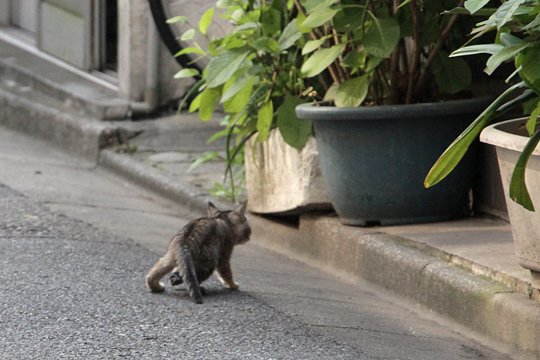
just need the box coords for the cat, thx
[146,202,251,304]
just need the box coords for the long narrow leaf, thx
[526,99,540,135]
[425,82,526,188]
[510,129,540,211]
[485,43,528,75]
[464,0,490,14]
[450,44,502,57]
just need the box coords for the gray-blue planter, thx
[295,98,489,226]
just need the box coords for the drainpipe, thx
[129,13,160,116]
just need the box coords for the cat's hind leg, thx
[146,251,176,293]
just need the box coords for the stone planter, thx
[244,129,331,214]
[296,98,490,226]
[480,118,540,276]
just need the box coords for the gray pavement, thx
[0,184,363,359]
[0,123,513,359]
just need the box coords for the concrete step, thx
[0,37,130,119]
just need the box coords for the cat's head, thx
[208,202,251,244]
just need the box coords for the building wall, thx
[117,0,229,107]
[117,0,192,106]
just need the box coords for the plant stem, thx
[405,0,421,104]
[390,40,402,104]
[333,28,349,81]
[414,0,465,98]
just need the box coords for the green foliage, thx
[174,0,477,200]
[174,0,319,200]
[297,0,475,105]
[426,0,540,210]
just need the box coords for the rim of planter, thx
[295,98,492,121]
[480,117,540,155]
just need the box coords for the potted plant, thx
[425,0,540,276]
[293,0,490,226]
[172,0,332,212]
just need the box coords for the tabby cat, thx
[146,202,251,304]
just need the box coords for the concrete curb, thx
[99,149,231,214]
[272,215,540,356]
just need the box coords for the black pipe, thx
[147,0,203,76]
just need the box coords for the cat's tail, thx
[178,245,203,304]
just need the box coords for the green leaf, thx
[188,151,221,173]
[526,99,540,135]
[485,43,528,75]
[425,82,526,188]
[174,46,206,57]
[301,7,338,28]
[253,37,281,53]
[464,0,490,14]
[223,76,254,113]
[450,44,503,57]
[199,87,221,121]
[500,32,525,46]
[234,22,260,32]
[302,36,330,55]
[261,7,282,35]
[333,7,363,32]
[221,73,253,103]
[523,13,540,31]
[277,95,311,149]
[207,128,235,144]
[518,47,540,94]
[301,44,345,77]
[432,54,471,94]
[180,29,196,41]
[323,83,339,102]
[363,17,400,58]
[174,68,200,79]
[279,19,302,50]
[495,0,526,29]
[302,0,339,13]
[189,92,203,113]
[199,7,215,35]
[510,129,540,211]
[256,100,274,142]
[341,51,365,69]
[334,75,370,107]
[397,0,412,9]
[167,16,187,24]
[205,49,250,88]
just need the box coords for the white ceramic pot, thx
[244,129,331,214]
[481,118,540,276]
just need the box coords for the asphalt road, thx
[0,127,513,359]
[0,183,369,359]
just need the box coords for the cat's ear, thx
[233,201,247,215]
[207,202,220,217]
